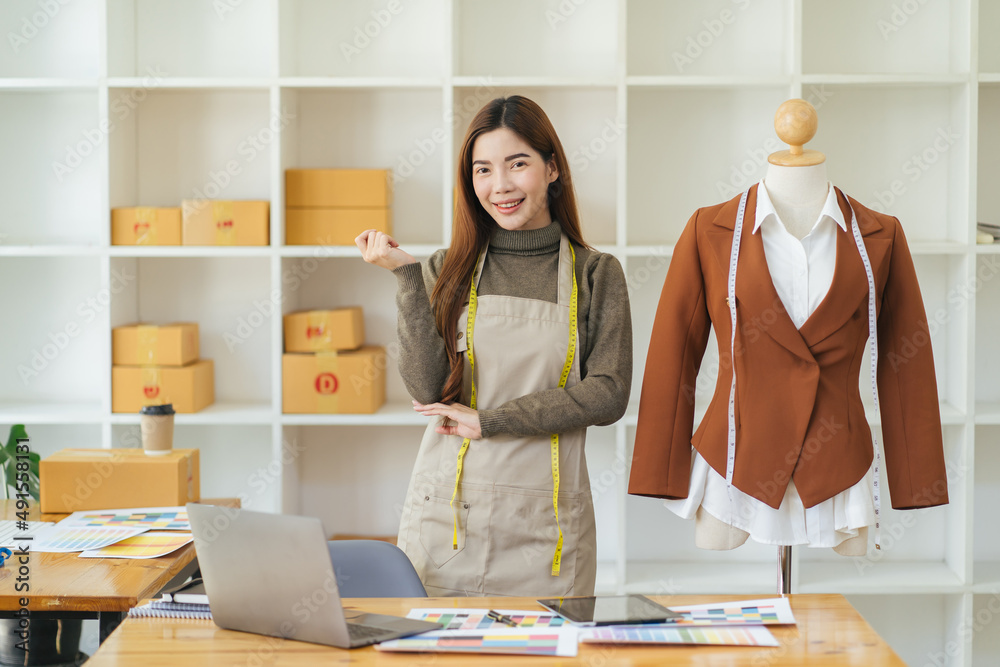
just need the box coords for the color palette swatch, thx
[669,598,796,626]
[406,608,567,631]
[64,507,190,531]
[33,526,148,553]
[580,625,779,647]
[80,531,193,559]
[376,631,578,657]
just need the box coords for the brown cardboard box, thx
[282,347,385,414]
[284,308,364,353]
[112,360,215,413]
[181,200,270,246]
[40,448,200,513]
[285,169,392,208]
[285,208,391,246]
[112,323,199,366]
[111,207,182,245]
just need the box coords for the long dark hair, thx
[431,95,590,403]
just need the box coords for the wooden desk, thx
[87,594,904,665]
[0,499,236,641]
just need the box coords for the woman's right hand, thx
[355,229,417,271]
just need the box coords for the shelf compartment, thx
[279,87,444,246]
[980,0,1000,75]
[111,423,277,511]
[974,427,1000,581]
[810,84,970,245]
[0,90,102,245]
[627,0,790,78]
[452,85,620,246]
[109,256,273,409]
[626,85,790,246]
[107,0,275,79]
[108,87,273,209]
[291,425,423,537]
[976,256,1000,409]
[847,594,966,667]
[279,0,447,78]
[802,0,969,75]
[979,84,1000,233]
[0,1,101,78]
[456,0,616,79]
[281,402,428,427]
[0,257,105,407]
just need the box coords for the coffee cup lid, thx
[140,404,175,416]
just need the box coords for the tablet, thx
[536,594,682,626]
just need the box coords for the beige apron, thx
[397,233,597,597]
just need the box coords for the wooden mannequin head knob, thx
[768,99,826,167]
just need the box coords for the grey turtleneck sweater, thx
[392,222,632,438]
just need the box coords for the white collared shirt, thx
[754,180,847,329]
[662,181,875,548]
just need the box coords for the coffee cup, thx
[140,404,175,456]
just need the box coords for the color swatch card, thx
[668,597,796,626]
[32,525,148,553]
[405,608,568,630]
[376,629,578,657]
[79,531,193,559]
[580,625,779,647]
[59,506,190,531]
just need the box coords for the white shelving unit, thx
[0,1,997,663]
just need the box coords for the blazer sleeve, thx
[876,219,949,510]
[628,211,713,499]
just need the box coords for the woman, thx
[355,95,631,597]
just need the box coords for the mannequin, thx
[693,99,869,557]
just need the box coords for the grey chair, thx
[326,540,427,598]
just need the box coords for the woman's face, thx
[471,127,559,232]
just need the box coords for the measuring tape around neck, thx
[449,241,579,576]
[726,187,882,549]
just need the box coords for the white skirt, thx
[663,452,876,548]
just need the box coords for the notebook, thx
[129,600,212,620]
[186,503,442,648]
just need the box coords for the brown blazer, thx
[628,185,949,510]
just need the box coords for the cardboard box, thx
[285,208,392,246]
[181,200,270,246]
[285,169,393,208]
[282,347,385,414]
[111,207,182,245]
[112,323,199,366]
[284,308,364,353]
[112,360,215,413]
[40,448,200,514]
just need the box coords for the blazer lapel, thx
[706,185,815,364]
[798,188,892,344]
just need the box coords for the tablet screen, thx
[536,595,682,626]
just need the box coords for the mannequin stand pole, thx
[778,546,792,594]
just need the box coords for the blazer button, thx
[457,331,464,339]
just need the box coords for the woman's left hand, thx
[412,400,482,440]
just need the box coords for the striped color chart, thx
[582,625,779,647]
[380,633,565,655]
[416,611,567,631]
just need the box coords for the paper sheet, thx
[579,624,779,647]
[79,531,193,559]
[32,525,148,553]
[667,597,796,626]
[405,608,568,630]
[58,507,190,531]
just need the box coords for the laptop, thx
[186,503,442,648]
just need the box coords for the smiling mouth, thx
[493,199,524,214]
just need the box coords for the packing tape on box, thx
[141,367,165,406]
[136,325,158,365]
[315,351,340,413]
[307,311,334,351]
[135,207,158,245]
[214,201,236,245]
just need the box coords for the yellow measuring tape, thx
[450,243,578,578]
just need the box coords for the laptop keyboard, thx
[348,623,391,641]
